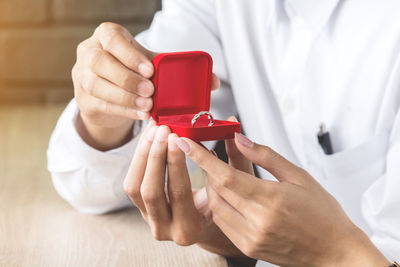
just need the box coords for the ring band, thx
[191,111,214,127]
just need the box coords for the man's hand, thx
[72,22,221,151]
[73,22,157,151]
[123,121,255,266]
[176,133,390,267]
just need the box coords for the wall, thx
[0,0,161,104]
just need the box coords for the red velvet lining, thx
[158,114,237,128]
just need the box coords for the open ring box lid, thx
[151,51,241,142]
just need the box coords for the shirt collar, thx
[284,0,340,32]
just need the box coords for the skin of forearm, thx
[76,113,134,151]
[199,230,389,267]
[198,222,389,267]
[329,226,390,267]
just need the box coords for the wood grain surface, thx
[0,104,227,267]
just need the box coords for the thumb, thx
[233,132,304,184]
[211,73,221,91]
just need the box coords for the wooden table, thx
[0,104,227,267]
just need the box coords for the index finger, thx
[175,137,258,192]
[176,137,279,218]
[167,134,199,222]
[95,23,155,78]
[141,126,172,224]
[123,120,157,216]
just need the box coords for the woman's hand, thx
[123,121,255,266]
[124,122,207,245]
[175,133,390,267]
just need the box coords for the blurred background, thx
[0,0,161,104]
[0,2,161,259]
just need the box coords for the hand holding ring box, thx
[151,51,241,142]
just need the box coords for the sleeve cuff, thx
[47,99,143,174]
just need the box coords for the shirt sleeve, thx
[47,0,237,214]
[136,0,230,85]
[362,109,400,261]
[47,99,141,214]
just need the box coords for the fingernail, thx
[230,116,238,122]
[146,126,157,141]
[169,135,179,151]
[144,120,155,131]
[137,111,149,119]
[137,80,153,96]
[174,138,190,154]
[138,62,153,77]
[235,132,254,148]
[135,97,149,109]
[155,125,169,142]
[147,119,155,127]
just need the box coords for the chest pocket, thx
[322,131,389,180]
[319,131,389,233]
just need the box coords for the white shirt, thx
[47,0,400,265]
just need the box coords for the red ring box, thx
[151,51,241,142]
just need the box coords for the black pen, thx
[317,123,333,155]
